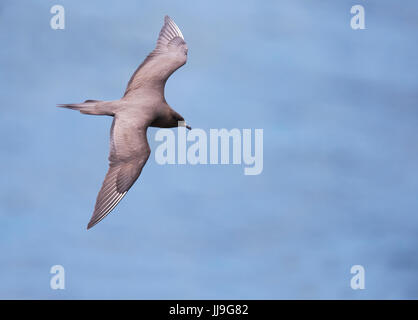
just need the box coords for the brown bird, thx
[58,16,191,229]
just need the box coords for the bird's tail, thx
[57,100,114,116]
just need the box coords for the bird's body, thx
[58,16,191,229]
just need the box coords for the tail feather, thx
[57,100,114,116]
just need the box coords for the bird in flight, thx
[58,16,191,229]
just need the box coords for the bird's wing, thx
[124,16,187,96]
[87,118,151,229]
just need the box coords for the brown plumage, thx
[58,16,191,229]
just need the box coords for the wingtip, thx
[87,217,97,230]
[162,15,184,41]
[164,15,177,25]
[87,218,98,230]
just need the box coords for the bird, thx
[58,16,191,229]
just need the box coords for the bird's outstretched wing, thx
[87,118,150,229]
[124,15,187,96]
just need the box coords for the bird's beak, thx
[178,120,191,130]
